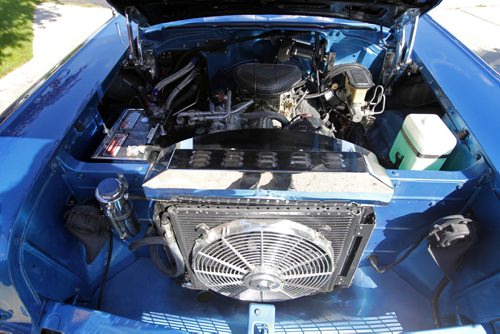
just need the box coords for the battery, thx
[93,109,160,161]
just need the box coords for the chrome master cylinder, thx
[96,177,139,239]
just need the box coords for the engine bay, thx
[74,25,479,304]
[81,28,400,302]
[95,29,390,163]
[12,18,496,333]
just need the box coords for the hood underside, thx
[107,0,441,28]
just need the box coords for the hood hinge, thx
[380,11,420,94]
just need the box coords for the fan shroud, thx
[191,219,335,302]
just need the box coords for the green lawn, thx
[0,0,39,78]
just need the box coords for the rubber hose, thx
[150,243,178,277]
[171,83,199,110]
[432,276,450,328]
[164,70,197,112]
[154,60,195,93]
[97,231,113,310]
[129,235,184,277]
[129,236,165,251]
[242,111,289,127]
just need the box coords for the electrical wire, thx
[432,275,450,328]
[172,91,200,116]
[288,114,303,125]
[304,89,332,99]
[293,90,309,112]
[367,232,428,273]
[97,230,113,310]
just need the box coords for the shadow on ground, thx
[35,4,62,29]
[50,0,110,7]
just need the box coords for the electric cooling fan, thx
[192,219,335,302]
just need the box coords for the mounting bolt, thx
[254,308,261,317]
[195,223,210,236]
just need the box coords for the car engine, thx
[89,31,394,302]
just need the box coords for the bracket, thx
[248,303,275,334]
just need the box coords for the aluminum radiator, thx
[155,197,374,301]
[145,130,388,301]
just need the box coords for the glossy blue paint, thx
[70,257,431,333]
[411,16,500,326]
[414,15,500,174]
[0,15,128,328]
[40,302,185,333]
[406,325,490,334]
[0,11,497,334]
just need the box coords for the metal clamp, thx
[248,303,275,334]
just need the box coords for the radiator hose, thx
[129,226,185,277]
[164,70,198,115]
[153,58,197,95]
[242,111,290,127]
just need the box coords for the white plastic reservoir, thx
[389,114,457,170]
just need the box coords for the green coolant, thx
[389,114,457,171]
[390,131,446,170]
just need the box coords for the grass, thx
[0,0,39,78]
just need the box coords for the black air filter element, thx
[234,63,302,96]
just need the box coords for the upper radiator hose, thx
[153,58,197,95]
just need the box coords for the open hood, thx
[107,0,441,28]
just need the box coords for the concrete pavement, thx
[59,0,111,8]
[0,2,112,113]
[429,0,500,73]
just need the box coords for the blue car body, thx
[0,11,499,334]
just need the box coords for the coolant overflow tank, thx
[389,114,457,170]
[96,178,139,239]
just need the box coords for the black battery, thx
[93,109,160,161]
